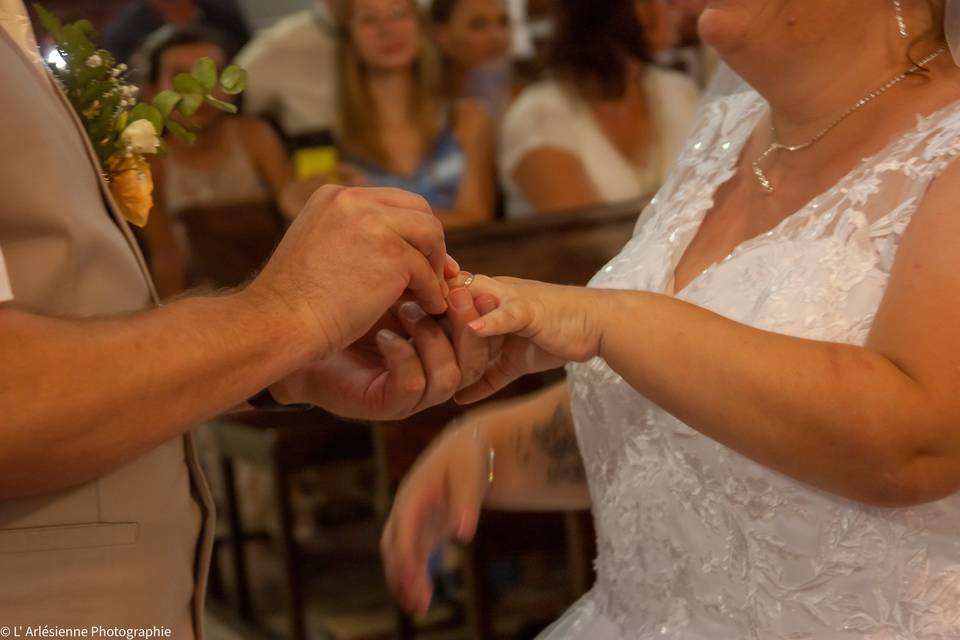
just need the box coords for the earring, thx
[893,0,909,38]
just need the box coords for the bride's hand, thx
[453,275,606,403]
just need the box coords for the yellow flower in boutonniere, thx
[107,153,154,228]
[105,119,160,227]
[33,4,248,228]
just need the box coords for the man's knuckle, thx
[403,374,427,394]
[435,365,462,394]
[379,236,405,259]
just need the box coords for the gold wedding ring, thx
[463,274,476,288]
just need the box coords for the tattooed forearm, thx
[511,405,586,485]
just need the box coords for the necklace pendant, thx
[752,161,774,194]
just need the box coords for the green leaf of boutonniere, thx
[165,120,197,145]
[192,57,218,93]
[152,89,183,120]
[178,93,204,117]
[173,72,205,96]
[60,24,94,62]
[204,95,238,114]
[73,19,97,40]
[219,65,248,96]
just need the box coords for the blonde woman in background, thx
[333,0,495,228]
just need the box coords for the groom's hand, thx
[269,283,493,420]
[248,185,452,359]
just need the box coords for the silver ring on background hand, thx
[463,274,476,288]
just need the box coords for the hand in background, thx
[381,419,491,614]
[248,185,450,361]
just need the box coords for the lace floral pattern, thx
[545,92,960,639]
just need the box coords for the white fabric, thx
[0,245,12,303]
[547,90,960,638]
[498,67,700,218]
[0,0,44,76]
[234,9,337,137]
[947,0,960,65]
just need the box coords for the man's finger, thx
[366,187,434,213]
[444,255,461,279]
[397,302,463,410]
[402,247,448,315]
[384,208,448,297]
[376,329,426,417]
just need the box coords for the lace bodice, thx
[548,91,960,639]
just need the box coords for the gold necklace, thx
[752,45,946,194]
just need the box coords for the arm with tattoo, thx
[466,381,591,511]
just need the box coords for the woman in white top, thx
[499,0,700,217]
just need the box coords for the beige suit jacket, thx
[0,29,215,638]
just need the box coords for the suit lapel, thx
[0,28,160,304]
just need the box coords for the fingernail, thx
[450,287,472,312]
[377,328,401,343]
[446,254,461,273]
[458,513,476,540]
[468,319,485,332]
[399,302,427,324]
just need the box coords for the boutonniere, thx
[33,4,248,227]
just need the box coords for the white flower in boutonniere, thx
[121,119,161,155]
[33,3,248,228]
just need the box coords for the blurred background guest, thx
[103,0,250,63]
[636,0,681,55]
[330,0,495,229]
[139,26,294,294]
[659,0,717,87]
[429,0,513,118]
[498,0,700,217]
[234,0,339,148]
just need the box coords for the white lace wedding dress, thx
[546,90,960,638]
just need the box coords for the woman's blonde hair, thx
[335,0,444,169]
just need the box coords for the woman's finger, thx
[455,352,518,404]
[468,301,533,338]
[474,293,505,365]
[445,430,488,541]
[397,302,463,410]
[382,497,427,611]
[387,485,447,612]
[446,287,490,388]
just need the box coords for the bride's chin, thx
[698,5,752,57]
